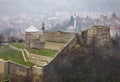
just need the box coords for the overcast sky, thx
[0,0,120,14]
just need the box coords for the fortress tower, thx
[25,25,39,48]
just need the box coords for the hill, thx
[43,45,120,82]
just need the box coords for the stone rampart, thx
[43,36,77,82]
[32,66,43,82]
[0,59,6,79]
[6,60,31,77]
[44,42,65,50]
[41,33,74,43]
[47,36,76,64]
[0,59,46,81]
[0,60,32,81]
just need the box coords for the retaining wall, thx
[0,59,45,81]
[43,36,77,82]
[0,59,6,79]
[48,36,76,64]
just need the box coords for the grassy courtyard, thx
[10,42,58,57]
[10,42,24,49]
[0,46,33,67]
[27,48,58,57]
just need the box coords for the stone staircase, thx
[24,49,51,67]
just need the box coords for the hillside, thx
[43,45,120,82]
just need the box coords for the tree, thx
[0,34,5,45]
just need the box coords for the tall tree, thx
[0,34,5,45]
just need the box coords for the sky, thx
[0,0,120,14]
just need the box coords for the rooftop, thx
[25,25,39,32]
[110,26,120,29]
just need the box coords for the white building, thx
[25,25,39,48]
[66,14,77,33]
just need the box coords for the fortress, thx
[25,22,76,50]
[0,14,113,82]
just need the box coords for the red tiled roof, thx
[110,26,120,29]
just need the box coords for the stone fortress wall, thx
[0,33,77,82]
[0,25,112,82]
[0,59,44,82]
[87,26,111,47]
[47,36,77,64]
[0,59,31,81]
[0,59,6,79]
[31,32,75,50]
[41,32,75,43]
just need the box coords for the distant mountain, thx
[0,0,119,14]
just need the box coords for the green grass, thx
[10,42,58,57]
[10,43,24,49]
[0,47,33,67]
[27,48,58,57]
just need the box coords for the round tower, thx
[25,25,39,48]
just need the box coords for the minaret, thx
[74,13,77,30]
[41,22,45,35]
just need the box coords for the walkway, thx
[24,49,51,67]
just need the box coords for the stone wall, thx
[6,61,31,77]
[81,30,87,44]
[0,59,5,74]
[32,66,43,82]
[30,33,74,50]
[32,40,45,49]
[31,41,66,50]
[25,32,39,48]
[0,59,6,79]
[25,31,75,50]
[43,36,77,82]
[84,26,111,47]
[0,60,31,81]
[0,32,77,82]
[48,36,76,64]
[0,59,45,81]
[41,34,74,43]
[31,40,65,50]
[44,42,65,50]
